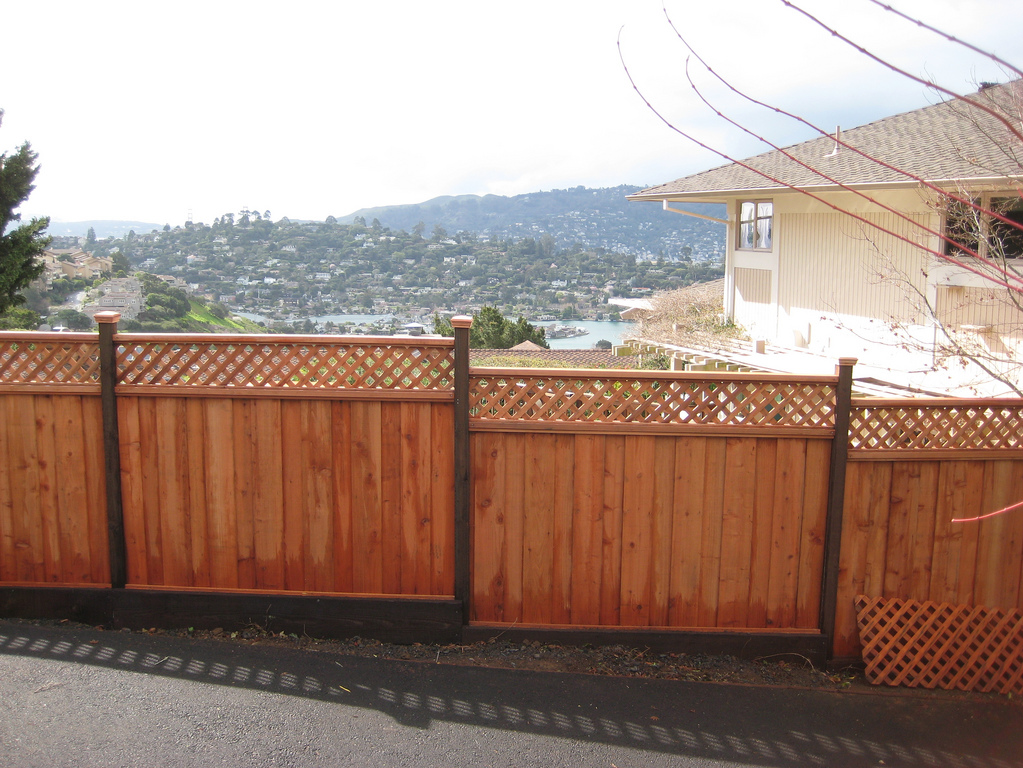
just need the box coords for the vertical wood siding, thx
[470,431,830,629]
[834,458,1023,658]
[0,394,110,585]
[778,212,930,324]
[117,396,455,596]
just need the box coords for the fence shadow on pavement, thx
[1,620,1020,768]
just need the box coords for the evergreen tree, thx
[0,110,50,315]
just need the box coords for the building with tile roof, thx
[629,81,1023,396]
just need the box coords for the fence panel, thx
[835,456,1023,658]
[470,429,830,629]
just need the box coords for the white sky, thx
[4,0,1020,227]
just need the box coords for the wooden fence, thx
[2,315,1021,663]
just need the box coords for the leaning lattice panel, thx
[855,595,1023,694]
[0,335,101,387]
[849,399,1023,453]
[469,371,836,428]
[116,337,454,391]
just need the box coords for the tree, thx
[0,110,50,315]
[55,308,92,330]
[434,306,549,349]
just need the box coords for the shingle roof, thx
[629,80,1023,201]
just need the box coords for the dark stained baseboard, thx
[0,587,463,645]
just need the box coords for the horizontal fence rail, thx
[0,333,102,391]
[849,398,1023,457]
[469,368,838,433]
[115,334,455,396]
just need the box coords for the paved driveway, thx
[0,620,1020,767]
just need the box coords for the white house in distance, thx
[629,81,1023,396]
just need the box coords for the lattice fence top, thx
[469,370,836,428]
[0,336,101,386]
[849,399,1023,452]
[116,338,454,391]
[856,595,1023,694]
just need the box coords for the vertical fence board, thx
[185,399,210,588]
[304,400,335,593]
[232,399,257,588]
[670,437,707,626]
[34,397,61,583]
[599,436,625,626]
[976,461,1023,607]
[205,399,239,589]
[796,439,829,628]
[718,438,757,627]
[766,439,807,628]
[118,398,147,585]
[503,434,526,623]
[430,405,455,595]
[53,397,89,583]
[138,398,164,584]
[82,397,109,584]
[471,432,502,621]
[281,400,306,590]
[252,400,284,590]
[551,434,575,624]
[331,401,355,593]
[380,402,402,595]
[156,398,192,587]
[351,402,383,593]
[649,437,676,628]
[746,438,777,628]
[401,403,432,594]
[620,436,656,627]
[0,403,14,582]
[522,434,555,624]
[698,437,727,627]
[570,434,604,625]
[7,396,43,581]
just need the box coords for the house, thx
[629,81,1023,396]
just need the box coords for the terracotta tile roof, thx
[470,348,639,369]
[629,81,1023,201]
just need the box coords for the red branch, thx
[660,2,1023,239]
[779,0,1023,145]
[681,61,1023,290]
[952,498,1023,523]
[617,34,1023,295]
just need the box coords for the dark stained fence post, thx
[820,357,856,659]
[96,311,127,589]
[451,316,473,622]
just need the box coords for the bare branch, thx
[867,0,1023,81]
[778,0,1023,144]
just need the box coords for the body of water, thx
[541,320,635,349]
[233,311,635,348]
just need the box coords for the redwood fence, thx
[1,313,1021,663]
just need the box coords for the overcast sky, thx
[4,0,1020,227]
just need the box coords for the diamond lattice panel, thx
[116,340,454,390]
[850,402,1023,451]
[855,595,1023,694]
[470,374,835,428]
[0,339,101,385]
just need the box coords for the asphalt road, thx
[0,620,1020,767]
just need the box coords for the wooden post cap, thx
[450,315,473,329]
[94,311,121,324]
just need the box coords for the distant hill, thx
[341,185,726,261]
[46,220,164,239]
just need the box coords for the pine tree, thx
[0,110,50,315]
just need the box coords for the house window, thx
[737,201,773,250]
[944,194,1023,260]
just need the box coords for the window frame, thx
[943,191,1023,262]
[736,199,774,252]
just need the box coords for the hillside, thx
[341,185,725,262]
